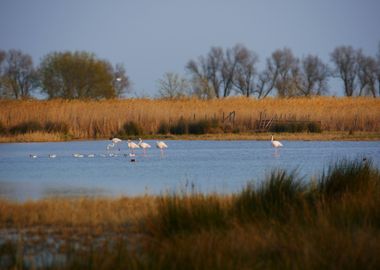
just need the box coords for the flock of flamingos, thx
[29,136,283,160]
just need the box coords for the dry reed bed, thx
[0,196,156,228]
[1,97,379,139]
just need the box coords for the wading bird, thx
[271,135,283,148]
[110,137,122,150]
[156,141,168,156]
[106,143,115,150]
[127,140,140,155]
[138,138,151,155]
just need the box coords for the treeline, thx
[163,44,380,99]
[1,44,380,100]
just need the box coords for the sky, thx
[1,0,380,97]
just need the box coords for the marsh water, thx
[0,140,379,201]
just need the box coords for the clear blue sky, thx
[1,0,379,97]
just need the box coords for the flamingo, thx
[156,141,168,156]
[138,138,151,155]
[127,139,140,155]
[271,135,283,148]
[110,137,122,151]
[106,143,115,152]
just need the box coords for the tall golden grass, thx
[0,196,155,228]
[0,97,379,139]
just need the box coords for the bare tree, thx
[0,49,37,99]
[297,55,330,96]
[230,44,259,97]
[189,77,215,99]
[330,46,358,96]
[255,68,276,99]
[0,50,6,98]
[186,54,218,99]
[221,45,244,97]
[356,50,377,97]
[157,72,190,99]
[187,47,232,98]
[207,47,224,98]
[266,48,299,97]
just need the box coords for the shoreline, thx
[0,131,379,143]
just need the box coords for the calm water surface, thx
[0,140,379,201]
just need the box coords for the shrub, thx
[121,121,143,136]
[157,121,170,135]
[9,121,43,134]
[44,121,69,134]
[307,122,322,133]
[234,169,305,221]
[188,119,220,134]
[0,121,6,135]
[269,121,321,133]
[170,118,188,135]
[318,158,379,198]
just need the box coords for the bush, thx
[318,158,379,198]
[269,121,321,133]
[170,118,188,135]
[9,121,43,134]
[121,121,143,136]
[234,169,305,221]
[0,122,6,135]
[307,122,322,133]
[157,121,170,134]
[44,121,69,134]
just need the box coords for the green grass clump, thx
[234,169,306,222]
[318,158,378,198]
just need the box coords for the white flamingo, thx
[106,143,115,150]
[156,141,168,156]
[271,135,283,148]
[138,138,151,155]
[110,137,122,151]
[127,139,140,155]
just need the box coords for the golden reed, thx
[0,97,379,139]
